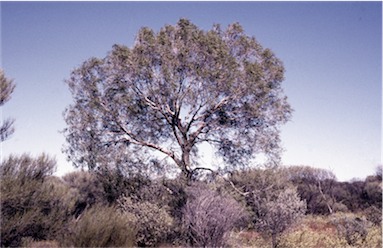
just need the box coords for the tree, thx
[286,165,337,214]
[0,68,16,142]
[64,19,292,181]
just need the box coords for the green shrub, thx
[118,196,174,247]
[62,205,136,247]
[62,170,106,217]
[0,154,73,247]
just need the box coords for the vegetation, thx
[1,21,381,247]
[182,183,246,247]
[1,156,380,247]
[0,68,15,142]
[63,19,291,181]
[61,205,136,247]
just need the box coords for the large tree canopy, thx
[64,19,292,180]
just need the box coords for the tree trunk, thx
[271,233,278,248]
[181,144,193,182]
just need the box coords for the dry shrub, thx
[21,238,60,248]
[363,225,382,248]
[279,214,381,248]
[331,212,370,246]
[364,206,382,226]
[118,196,174,247]
[255,187,306,248]
[182,184,246,247]
[279,228,349,248]
[63,205,136,247]
[228,214,382,248]
[227,230,270,248]
[0,154,72,247]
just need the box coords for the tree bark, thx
[271,233,278,248]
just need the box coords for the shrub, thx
[363,225,382,248]
[363,179,382,209]
[279,227,349,248]
[364,206,382,226]
[118,196,174,247]
[62,170,106,217]
[255,187,306,248]
[21,238,60,248]
[331,213,370,246]
[62,205,136,247]
[279,214,382,248]
[96,165,151,204]
[182,184,246,247]
[0,154,73,247]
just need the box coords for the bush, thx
[62,205,136,247]
[279,214,382,248]
[363,225,382,248]
[255,187,307,248]
[0,154,73,247]
[62,170,106,217]
[230,214,381,248]
[118,196,174,247]
[227,230,269,248]
[331,213,370,246]
[364,206,382,226]
[182,184,246,247]
[279,227,348,248]
[21,238,59,248]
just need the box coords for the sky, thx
[1,1,381,181]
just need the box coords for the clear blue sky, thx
[1,2,381,181]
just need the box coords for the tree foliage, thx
[0,68,16,142]
[285,165,382,214]
[64,19,292,180]
[285,166,337,214]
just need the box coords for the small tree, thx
[0,68,16,142]
[286,165,337,214]
[64,19,292,181]
[182,184,246,247]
